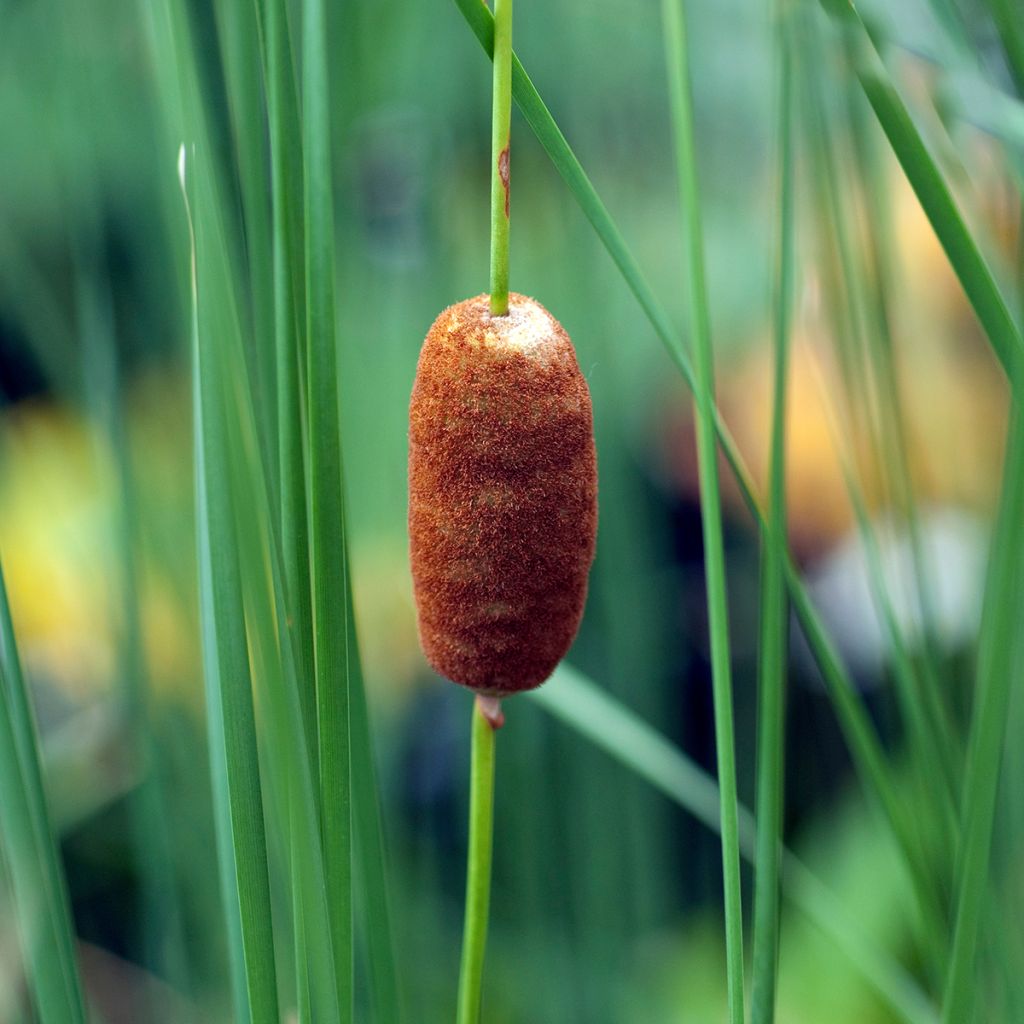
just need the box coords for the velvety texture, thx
[409,293,598,696]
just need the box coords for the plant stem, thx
[456,696,501,1023]
[942,393,1024,1023]
[661,2,745,1021]
[489,0,512,315]
[750,11,794,1021]
[302,0,353,1009]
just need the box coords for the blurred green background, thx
[1,0,1020,1020]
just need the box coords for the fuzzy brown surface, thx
[409,293,598,696]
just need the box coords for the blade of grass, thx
[802,339,953,976]
[187,83,348,1018]
[349,606,402,1024]
[149,1,348,1019]
[0,560,87,1024]
[261,0,318,1017]
[302,0,353,1014]
[839,36,961,779]
[185,146,281,1024]
[797,28,960,899]
[74,248,194,1008]
[451,0,920,899]
[262,0,315,782]
[216,0,278,501]
[530,665,938,1024]
[221,319,346,1024]
[941,393,1024,1022]
[750,13,794,1022]
[818,0,1023,375]
[150,0,271,1005]
[800,22,960,817]
[987,0,1024,98]
[660,2,744,1020]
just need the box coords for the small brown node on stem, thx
[409,293,597,697]
[498,146,510,218]
[477,696,505,730]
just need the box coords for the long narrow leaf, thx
[818,0,1023,374]
[261,0,318,1017]
[750,14,795,1021]
[942,396,1024,1021]
[186,147,281,1024]
[530,666,938,1024]
[661,3,744,1020]
[0,561,87,1024]
[302,0,353,1011]
[349,607,402,1023]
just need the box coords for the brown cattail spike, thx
[409,293,598,697]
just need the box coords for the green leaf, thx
[187,144,281,1024]
[942,397,1024,1022]
[531,665,939,1024]
[819,0,1023,375]
[0,560,87,1024]
[302,0,353,1013]
[750,15,795,1023]
[349,608,402,1024]
[661,1,744,1020]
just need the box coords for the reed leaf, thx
[750,12,795,1021]
[0,560,87,1024]
[531,665,938,1024]
[660,2,744,1019]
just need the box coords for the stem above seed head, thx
[489,0,513,316]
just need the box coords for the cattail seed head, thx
[409,292,598,696]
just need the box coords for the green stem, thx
[456,696,501,1023]
[941,396,1024,1023]
[662,2,745,1021]
[750,13,794,1022]
[489,0,512,315]
[302,0,352,1009]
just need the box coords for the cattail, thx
[409,292,598,697]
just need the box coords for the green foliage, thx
[1,0,1023,1020]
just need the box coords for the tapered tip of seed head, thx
[409,292,598,697]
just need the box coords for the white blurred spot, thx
[803,505,987,685]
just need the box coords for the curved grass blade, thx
[750,14,795,1021]
[451,0,918,887]
[661,2,744,1020]
[0,561,87,1024]
[530,665,938,1024]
